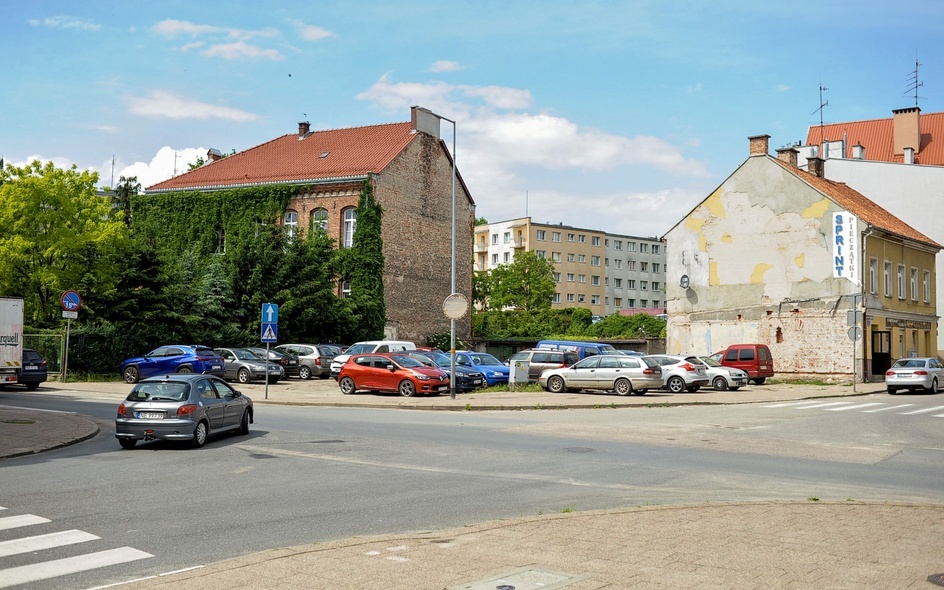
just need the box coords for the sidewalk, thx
[2,380,943,589]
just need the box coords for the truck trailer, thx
[0,297,25,385]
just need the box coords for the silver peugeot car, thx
[115,374,253,449]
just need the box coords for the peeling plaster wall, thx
[666,156,862,377]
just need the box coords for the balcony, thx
[512,237,527,249]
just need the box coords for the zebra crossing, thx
[0,505,152,589]
[763,399,944,417]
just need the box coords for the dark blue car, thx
[120,345,225,384]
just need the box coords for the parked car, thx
[539,354,662,395]
[120,345,225,384]
[506,348,579,382]
[114,374,253,449]
[18,348,48,390]
[276,343,335,379]
[885,357,944,394]
[618,349,645,357]
[711,344,774,384]
[214,347,283,384]
[535,340,621,359]
[687,355,749,391]
[247,346,300,378]
[645,354,710,393]
[330,340,417,378]
[454,351,510,386]
[337,352,450,397]
[319,344,345,357]
[403,350,486,392]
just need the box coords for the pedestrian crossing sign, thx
[261,323,278,343]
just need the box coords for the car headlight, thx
[414,373,431,380]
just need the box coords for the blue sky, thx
[3,1,943,236]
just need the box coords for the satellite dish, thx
[679,274,690,289]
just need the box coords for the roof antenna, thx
[811,81,829,148]
[905,55,924,107]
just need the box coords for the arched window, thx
[310,208,328,233]
[342,208,357,248]
[284,210,298,239]
[341,280,351,298]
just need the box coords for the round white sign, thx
[443,293,469,319]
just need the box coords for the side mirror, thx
[388,365,396,372]
[233,391,242,398]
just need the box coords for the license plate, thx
[212,364,223,370]
[137,412,163,419]
[437,385,448,391]
[760,366,768,370]
[472,379,482,385]
[25,365,38,370]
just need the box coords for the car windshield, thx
[233,349,260,360]
[893,359,928,368]
[346,344,373,355]
[469,353,502,366]
[127,382,189,401]
[390,355,425,368]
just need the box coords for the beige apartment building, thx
[474,217,665,317]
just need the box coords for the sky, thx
[3,1,944,238]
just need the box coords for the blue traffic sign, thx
[262,303,279,324]
[261,323,278,343]
[61,290,82,311]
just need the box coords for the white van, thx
[329,340,417,378]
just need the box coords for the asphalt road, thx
[1,391,942,590]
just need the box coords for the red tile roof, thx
[805,111,944,165]
[147,122,418,191]
[771,157,942,249]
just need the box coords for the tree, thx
[0,161,129,325]
[487,250,555,311]
[474,216,488,226]
[472,270,492,311]
[112,176,140,227]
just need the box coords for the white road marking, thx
[825,403,886,412]
[0,529,99,558]
[793,402,857,410]
[0,514,50,531]
[900,405,944,415]
[862,404,914,413]
[762,401,824,408]
[0,547,153,588]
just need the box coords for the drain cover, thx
[563,446,594,453]
[449,566,584,590]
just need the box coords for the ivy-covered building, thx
[147,106,475,343]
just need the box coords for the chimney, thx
[852,143,865,160]
[904,146,915,164]
[207,148,223,162]
[748,134,770,156]
[411,106,441,138]
[298,121,310,138]
[776,146,799,168]
[892,107,920,156]
[807,156,825,178]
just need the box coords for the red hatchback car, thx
[337,353,450,397]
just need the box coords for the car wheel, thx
[667,376,685,393]
[298,366,312,380]
[399,380,416,397]
[118,438,137,450]
[887,387,898,395]
[712,376,729,391]
[338,376,356,395]
[192,421,208,448]
[927,379,939,394]
[547,375,566,393]
[752,377,766,385]
[123,365,140,384]
[24,382,39,391]
[177,366,194,374]
[633,389,647,396]
[238,410,250,435]
[614,378,632,396]
[237,368,251,384]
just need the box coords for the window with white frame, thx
[536,250,546,259]
[491,233,498,245]
[640,261,648,272]
[615,259,622,269]
[627,260,636,271]
[578,234,586,243]
[284,210,298,239]
[652,244,660,255]
[640,299,648,307]
[652,281,660,291]
[604,296,609,305]
[503,252,510,263]
[627,242,636,252]
[591,236,600,246]
[503,231,510,243]
[869,258,877,295]
[924,271,931,302]
[898,264,906,299]
[627,279,636,289]
[911,267,918,301]
[553,272,561,282]
[567,273,575,282]
[640,281,648,290]
[578,294,585,302]
[491,253,498,265]
[567,293,575,302]
[652,263,660,273]
[553,293,561,303]
[628,298,636,307]
[604,277,609,286]
[614,240,622,250]
[591,256,600,266]
[341,281,351,298]
[567,233,575,242]
[591,295,600,304]
[551,251,561,262]
[578,254,586,263]
[536,230,546,240]
[591,275,600,286]
[614,297,622,307]
[552,231,561,242]
[311,208,328,233]
[341,208,356,247]
[884,261,892,297]
[640,243,649,253]
[652,299,660,308]
[567,253,575,262]
[614,278,622,288]
[578,274,586,283]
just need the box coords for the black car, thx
[247,347,300,378]
[18,349,48,391]
[404,351,486,392]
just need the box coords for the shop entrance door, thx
[871,330,891,376]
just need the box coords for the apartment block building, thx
[474,217,665,317]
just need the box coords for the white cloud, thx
[125,90,259,122]
[429,60,462,73]
[113,147,207,189]
[290,20,333,41]
[9,154,77,170]
[152,19,278,41]
[28,16,101,31]
[202,41,283,60]
[776,84,790,92]
[686,83,703,93]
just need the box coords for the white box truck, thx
[0,297,24,385]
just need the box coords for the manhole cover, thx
[563,447,594,453]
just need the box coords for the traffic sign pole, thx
[261,303,279,400]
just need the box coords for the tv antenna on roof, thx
[906,57,925,107]
[811,81,829,147]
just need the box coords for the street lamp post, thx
[428,110,459,399]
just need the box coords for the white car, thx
[687,356,749,391]
[644,354,710,393]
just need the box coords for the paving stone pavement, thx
[2,379,943,589]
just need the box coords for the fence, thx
[24,333,65,376]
